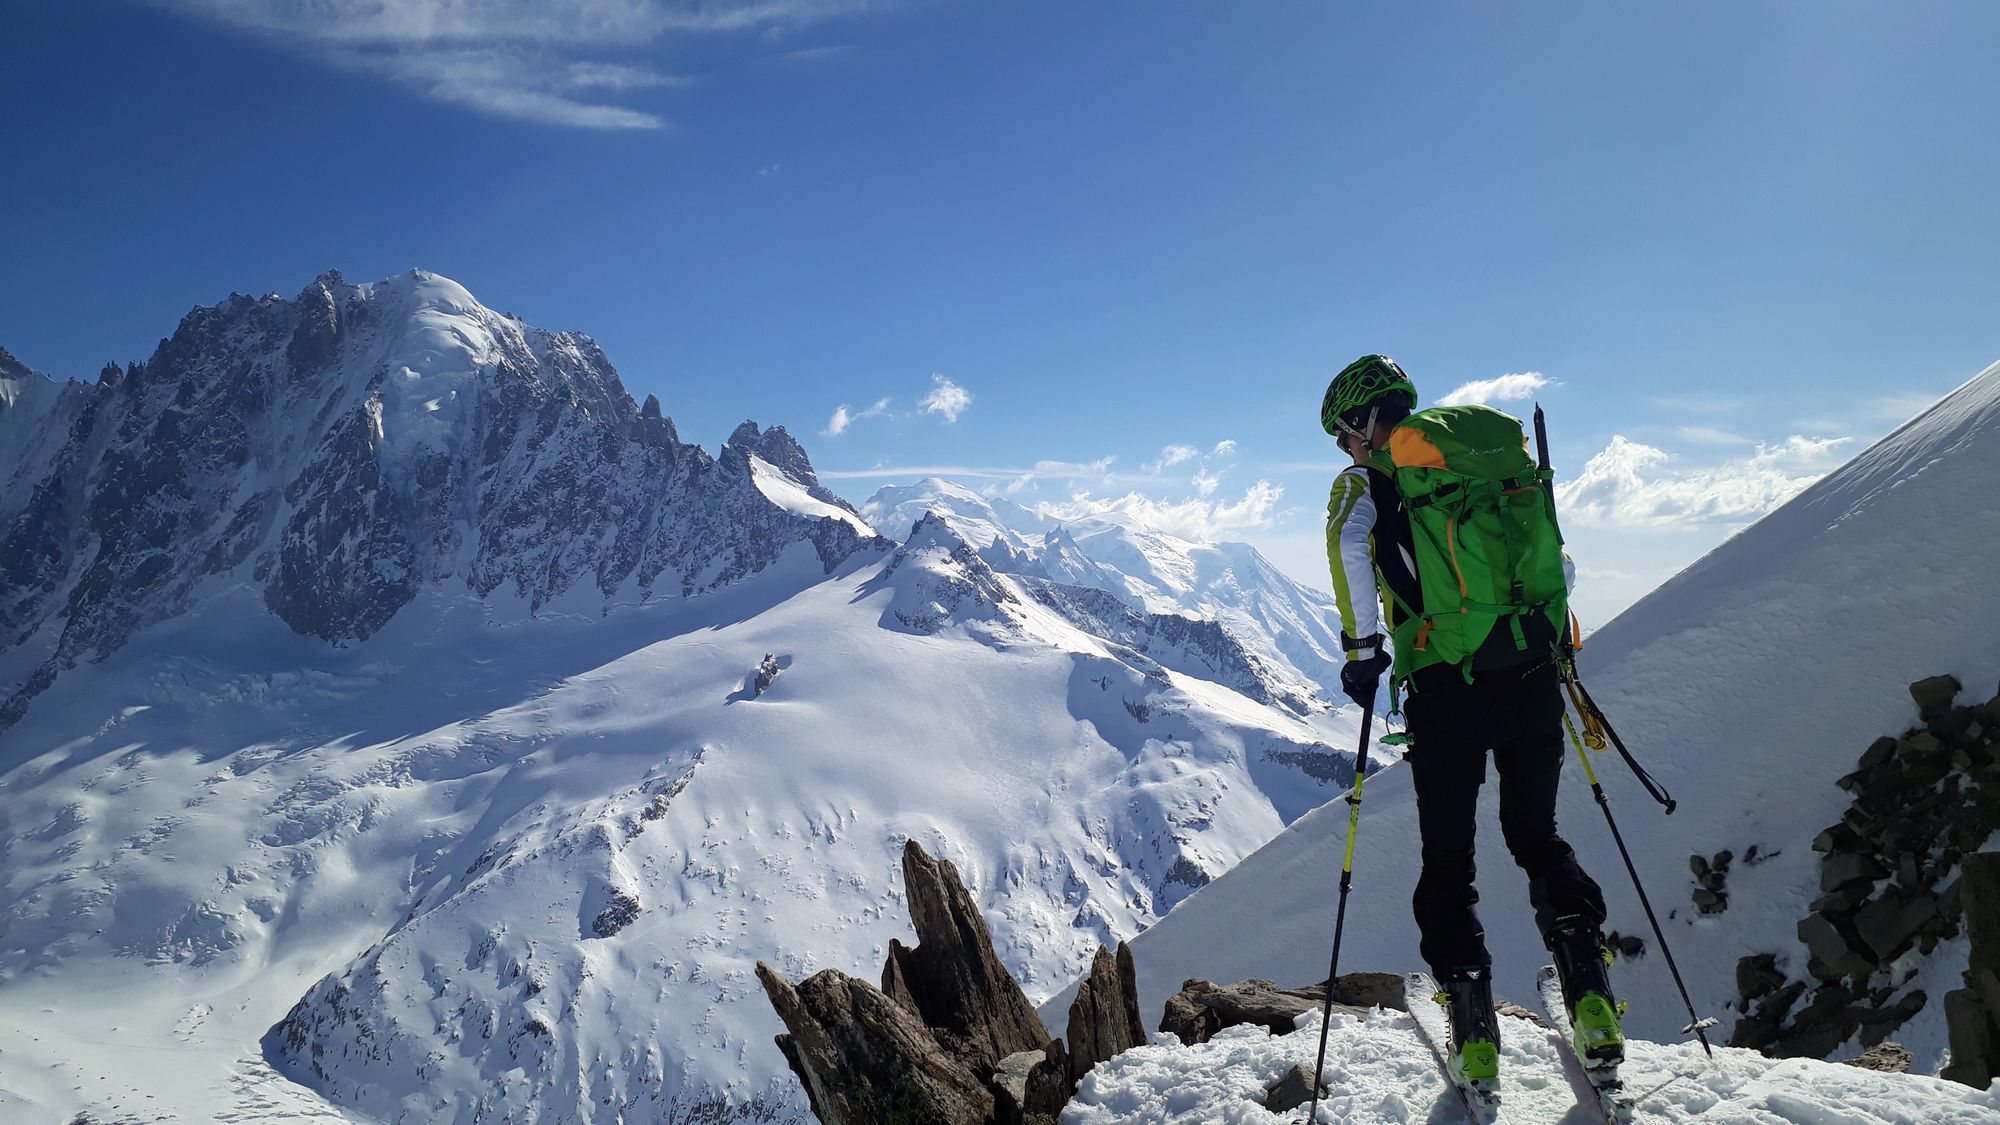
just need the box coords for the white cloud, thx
[1033,481,1285,542]
[153,0,878,129]
[1211,439,1237,458]
[1674,425,1753,446]
[1864,391,1945,424]
[1141,444,1201,474]
[817,456,1115,482]
[1557,433,1853,527]
[1437,371,1553,407]
[1191,467,1221,497]
[822,396,889,437]
[918,374,972,422]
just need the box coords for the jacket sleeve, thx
[1325,467,1381,652]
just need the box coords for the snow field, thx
[1064,1007,2000,1124]
[0,533,1361,1122]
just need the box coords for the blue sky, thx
[5,1,1998,624]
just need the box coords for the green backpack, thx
[1366,404,1570,680]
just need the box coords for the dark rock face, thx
[990,1043,1068,1125]
[886,841,1052,1073]
[1736,953,1786,1003]
[590,890,641,938]
[1158,972,1405,1047]
[1942,852,2000,1088]
[758,963,996,1125]
[1910,675,1963,721]
[759,842,1116,1125]
[757,852,1425,1123]
[0,271,886,728]
[1733,675,2000,1064]
[1064,943,1145,1089]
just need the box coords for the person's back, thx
[1320,355,1625,1094]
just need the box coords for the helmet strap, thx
[1337,404,1382,452]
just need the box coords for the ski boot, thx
[1436,968,1501,1094]
[1549,918,1625,1068]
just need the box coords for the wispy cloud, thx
[1032,481,1285,542]
[823,396,889,437]
[152,0,884,129]
[1674,425,1753,446]
[1144,444,1200,473]
[1864,391,1946,424]
[1557,433,1853,527]
[1437,371,1554,407]
[918,374,972,422]
[818,457,1117,482]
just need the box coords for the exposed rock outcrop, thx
[1941,851,2000,1089]
[760,841,1095,1124]
[1843,1042,1914,1073]
[1731,674,2000,1060]
[757,962,997,1125]
[1158,972,1406,1047]
[1065,943,1145,1088]
[886,842,1053,1073]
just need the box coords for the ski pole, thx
[1307,698,1374,1121]
[1562,710,1716,1058]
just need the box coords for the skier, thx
[1320,354,1624,1092]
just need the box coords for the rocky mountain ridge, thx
[0,269,887,728]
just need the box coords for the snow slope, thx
[1065,1007,2000,1123]
[1089,359,2000,1076]
[0,480,1368,1123]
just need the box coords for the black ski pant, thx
[1403,659,1605,975]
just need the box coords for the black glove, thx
[1339,635,1391,708]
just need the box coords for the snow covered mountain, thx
[862,478,1350,707]
[0,272,1373,1123]
[0,269,885,730]
[1084,359,2000,1077]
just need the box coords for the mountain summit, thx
[0,269,884,727]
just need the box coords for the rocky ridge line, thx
[0,269,887,728]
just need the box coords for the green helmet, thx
[1320,354,1418,437]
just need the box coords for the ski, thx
[1402,972,1501,1124]
[1535,964,1634,1124]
